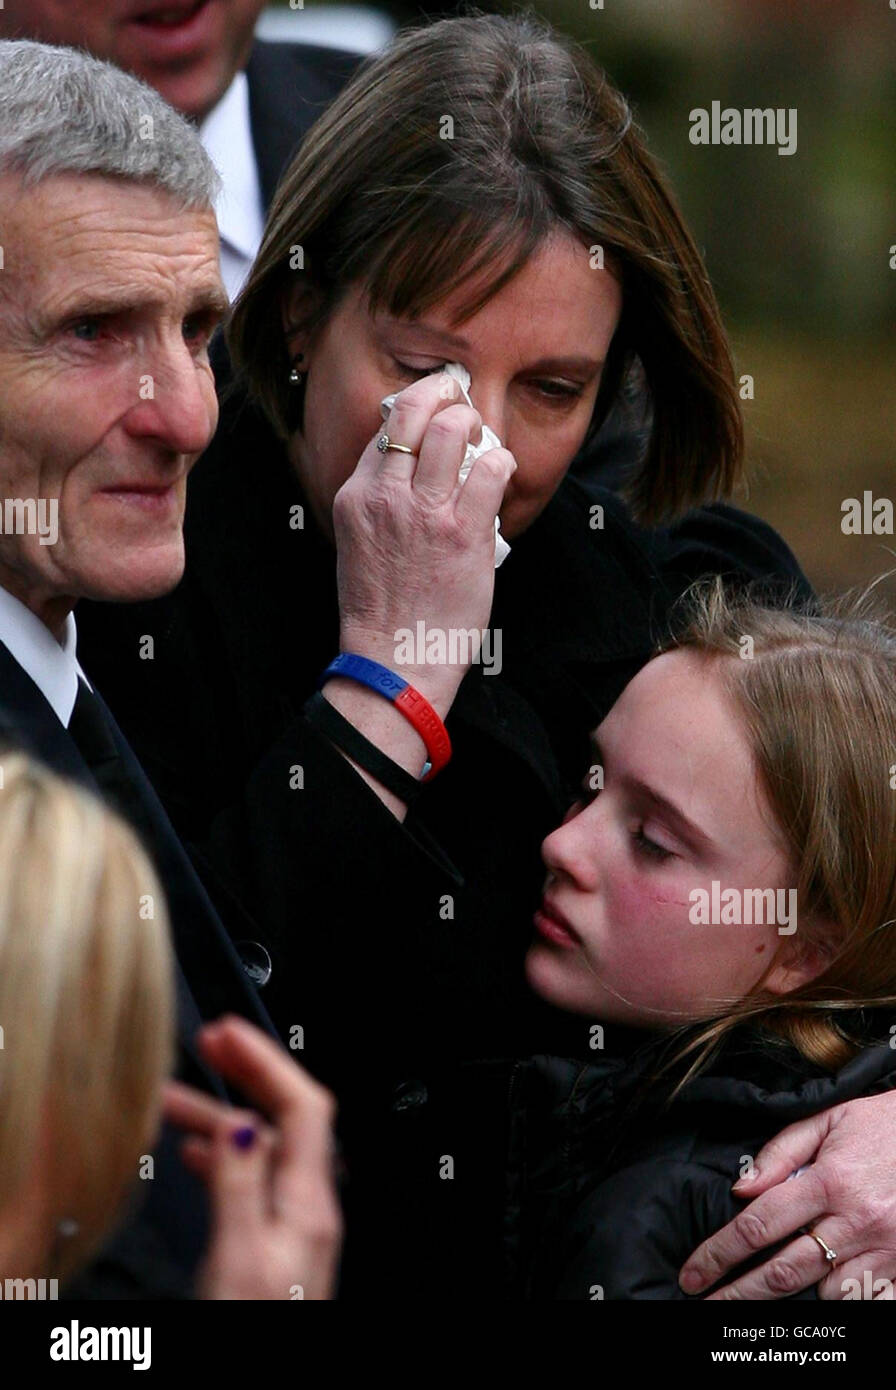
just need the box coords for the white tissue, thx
[380,361,511,567]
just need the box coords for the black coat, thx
[245,39,362,210]
[504,1023,896,1300]
[0,641,274,1298]
[76,385,813,1295]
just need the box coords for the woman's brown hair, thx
[229,10,743,523]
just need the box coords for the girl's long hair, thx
[650,577,896,1098]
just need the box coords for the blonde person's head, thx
[660,577,896,1083]
[0,752,175,1284]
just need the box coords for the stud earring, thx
[289,352,305,384]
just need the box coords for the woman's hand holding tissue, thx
[323,371,516,817]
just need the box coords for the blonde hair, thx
[0,753,175,1284]
[652,577,896,1091]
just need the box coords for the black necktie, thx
[67,681,277,1094]
[67,677,159,853]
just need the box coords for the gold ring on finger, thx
[376,434,415,456]
[806,1230,838,1265]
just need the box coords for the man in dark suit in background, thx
[0,1,361,296]
[0,38,290,1297]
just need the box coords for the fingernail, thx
[679,1268,705,1293]
[231,1125,256,1151]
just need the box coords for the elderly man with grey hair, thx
[0,40,340,1301]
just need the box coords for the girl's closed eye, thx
[632,825,675,863]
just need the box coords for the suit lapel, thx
[89,684,278,1039]
[0,641,271,1093]
[245,39,362,207]
[0,641,87,781]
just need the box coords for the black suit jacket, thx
[245,39,363,210]
[0,640,275,1297]
[0,42,357,1300]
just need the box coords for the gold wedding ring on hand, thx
[804,1228,838,1266]
[375,371,468,462]
[376,434,416,456]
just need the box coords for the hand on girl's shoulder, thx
[547,1156,817,1302]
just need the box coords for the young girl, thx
[511,579,896,1299]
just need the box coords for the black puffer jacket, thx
[504,1022,896,1299]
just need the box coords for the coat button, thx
[391,1079,429,1112]
[235,940,272,988]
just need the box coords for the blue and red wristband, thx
[318,654,452,780]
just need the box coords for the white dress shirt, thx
[199,71,266,301]
[0,586,88,727]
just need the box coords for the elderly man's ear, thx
[282,280,325,374]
